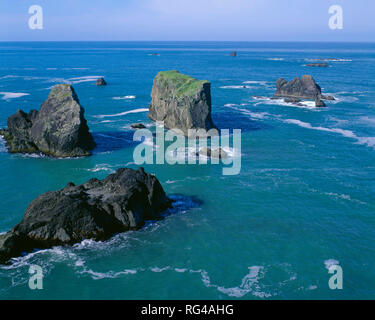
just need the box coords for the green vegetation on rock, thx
[155,70,209,100]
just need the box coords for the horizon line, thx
[0,40,374,44]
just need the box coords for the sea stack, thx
[96,77,107,86]
[229,51,237,57]
[0,84,95,157]
[274,75,333,107]
[306,63,329,67]
[148,70,217,136]
[0,167,172,264]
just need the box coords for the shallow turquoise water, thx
[0,42,374,299]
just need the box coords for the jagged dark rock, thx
[0,167,172,264]
[315,97,326,107]
[131,123,146,129]
[229,51,237,57]
[96,77,107,86]
[275,75,323,100]
[0,84,95,157]
[148,70,217,136]
[322,95,335,101]
[274,75,335,107]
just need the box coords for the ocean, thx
[0,41,374,299]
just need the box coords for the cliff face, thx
[148,71,216,136]
[275,75,322,100]
[0,167,172,264]
[1,84,95,157]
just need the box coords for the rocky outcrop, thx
[0,84,95,157]
[306,63,329,67]
[148,71,217,136]
[96,77,107,86]
[275,75,323,100]
[0,167,172,264]
[315,97,326,107]
[199,147,227,159]
[275,75,334,107]
[131,123,146,129]
[229,51,237,57]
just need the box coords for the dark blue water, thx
[0,42,374,299]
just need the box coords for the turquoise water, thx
[0,42,374,299]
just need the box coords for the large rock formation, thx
[275,75,323,100]
[274,75,334,107]
[148,71,217,136]
[0,167,172,264]
[0,84,95,157]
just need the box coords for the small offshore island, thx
[0,70,221,264]
[0,84,95,157]
[148,70,217,136]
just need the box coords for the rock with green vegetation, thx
[0,84,95,157]
[148,70,216,136]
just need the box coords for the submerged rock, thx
[306,63,329,67]
[96,77,107,86]
[0,84,95,157]
[148,70,217,136]
[199,147,228,159]
[0,167,172,264]
[131,123,146,129]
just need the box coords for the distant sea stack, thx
[229,51,237,57]
[0,84,95,157]
[96,77,107,86]
[275,75,334,107]
[306,63,329,68]
[0,167,172,264]
[148,70,217,136]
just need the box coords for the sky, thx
[0,0,374,41]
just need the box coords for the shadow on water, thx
[168,194,203,214]
[92,131,138,153]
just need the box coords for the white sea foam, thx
[0,136,6,153]
[67,75,103,84]
[253,96,320,110]
[283,119,375,149]
[359,116,375,126]
[243,80,267,85]
[225,104,270,119]
[0,92,30,99]
[267,58,284,61]
[217,266,270,298]
[85,164,117,173]
[95,108,149,118]
[112,95,136,100]
[306,58,352,62]
[324,259,340,270]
